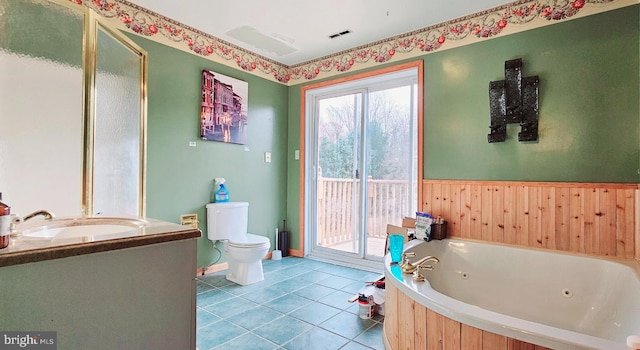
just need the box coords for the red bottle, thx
[0,192,10,249]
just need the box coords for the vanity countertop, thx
[0,218,201,267]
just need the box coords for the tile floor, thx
[196,257,386,350]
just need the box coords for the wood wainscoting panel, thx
[422,180,639,259]
[555,187,571,251]
[619,189,635,258]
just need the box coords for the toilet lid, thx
[227,233,270,248]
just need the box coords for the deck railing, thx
[317,176,416,246]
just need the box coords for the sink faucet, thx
[10,210,55,234]
[22,210,56,222]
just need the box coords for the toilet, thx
[205,202,270,285]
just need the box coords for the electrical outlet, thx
[294,150,300,160]
[188,141,196,147]
[180,214,198,228]
[264,152,271,163]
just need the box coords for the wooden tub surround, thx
[382,238,640,349]
[383,281,552,350]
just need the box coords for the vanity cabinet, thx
[0,237,198,349]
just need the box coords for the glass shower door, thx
[91,24,146,217]
[85,14,147,218]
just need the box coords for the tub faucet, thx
[412,257,439,281]
[400,254,439,274]
[416,256,439,271]
[398,252,416,271]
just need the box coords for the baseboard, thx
[196,249,302,276]
[196,262,228,276]
[289,249,303,257]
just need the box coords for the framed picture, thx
[200,70,248,144]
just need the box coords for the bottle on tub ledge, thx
[213,178,229,203]
[0,192,10,249]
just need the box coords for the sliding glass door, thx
[316,92,364,255]
[306,68,419,268]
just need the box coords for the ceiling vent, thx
[328,30,351,39]
[225,25,298,57]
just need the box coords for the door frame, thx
[299,60,424,270]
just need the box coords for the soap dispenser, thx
[0,193,10,249]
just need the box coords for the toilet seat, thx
[227,233,270,248]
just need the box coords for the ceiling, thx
[126,0,515,66]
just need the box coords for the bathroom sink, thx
[18,217,147,240]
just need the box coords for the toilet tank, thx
[205,202,248,241]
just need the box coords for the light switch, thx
[294,150,300,160]
[264,152,271,163]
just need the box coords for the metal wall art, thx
[488,58,539,143]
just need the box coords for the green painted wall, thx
[127,35,289,269]
[286,6,640,251]
[423,6,639,182]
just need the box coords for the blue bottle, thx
[214,178,229,203]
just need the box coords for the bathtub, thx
[384,239,640,350]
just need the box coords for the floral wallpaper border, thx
[71,0,634,85]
